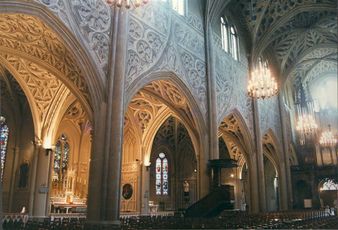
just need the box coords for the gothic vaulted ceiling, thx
[229,0,337,86]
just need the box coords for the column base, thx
[85,220,121,230]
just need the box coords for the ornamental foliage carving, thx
[219,114,249,153]
[0,54,67,125]
[213,33,253,135]
[305,60,337,84]
[258,97,282,143]
[0,14,90,103]
[153,116,176,149]
[174,21,204,57]
[126,17,167,83]
[143,80,194,126]
[36,0,111,74]
[302,48,337,62]
[186,13,204,34]
[127,2,207,118]
[128,91,165,134]
[64,100,90,133]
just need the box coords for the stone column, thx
[248,153,260,213]
[278,162,288,210]
[199,145,210,198]
[8,147,19,211]
[278,95,293,209]
[140,162,150,214]
[87,103,107,222]
[32,146,51,217]
[203,7,218,199]
[252,99,266,212]
[29,141,40,215]
[87,6,128,228]
[205,18,219,162]
[105,7,129,226]
[45,148,54,215]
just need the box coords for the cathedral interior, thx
[0,0,337,229]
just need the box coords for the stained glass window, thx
[53,134,69,184]
[0,117,9,182]
[155,153,168,195]
[156,158,162,195]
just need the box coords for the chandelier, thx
[295,114,318,135]
[106,0,149,9]
[319,125,337,147]
[248,60,278,99]
[295,82,318,144]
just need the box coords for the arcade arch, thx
[121,78,205,214]
[218,110,255,212]
[262,130,288,211]
[0,10,95,216]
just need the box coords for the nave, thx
[0,0,337,229]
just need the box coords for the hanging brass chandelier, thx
[295,82,318,144]
[319,125,337,147]
[106,0,149,9]
[295,113,318,135]
[248,60,278,99]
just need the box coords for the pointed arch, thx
[125,72,207,169]
[125,71,206,135]
[262,128,283,168]
[218,108,257,213]
[262,129,290,210]
[218,108,254,156]
[0,1,104,118]
[142,108,172,164]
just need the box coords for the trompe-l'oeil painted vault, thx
[0,0,337,227]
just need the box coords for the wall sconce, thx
[144,161,151,171]
[45,148,52,156]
